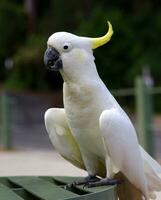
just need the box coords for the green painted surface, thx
[0,183,24,200]
[8,176,79,200]
[0,176,117,200]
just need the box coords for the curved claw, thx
[84,178,123,188]
[64,182,77,189]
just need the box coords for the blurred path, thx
[0,150,86,176]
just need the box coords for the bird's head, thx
[44,21,113,81]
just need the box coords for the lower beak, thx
[44,47,63,71]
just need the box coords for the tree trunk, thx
[24,0,37,33]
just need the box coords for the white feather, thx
[44,108,85,169]
[99,108,148,198]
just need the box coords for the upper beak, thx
[44,47,63,71]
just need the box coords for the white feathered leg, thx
[45,108,104,187]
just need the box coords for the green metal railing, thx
[135,77,154,156]
[0,176,117,200]
[0,92,11,150]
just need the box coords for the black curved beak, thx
[44,47,63,71]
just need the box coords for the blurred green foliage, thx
[1,0,161,90]
[77,5,161,89]
[0,0,26,81]
[6,35,47,90]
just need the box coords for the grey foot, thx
[64,175,100,189]
[85,178,123,188]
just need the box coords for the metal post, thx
[146,82,154,156]
[135,77,154,156]
[1,92,11,150]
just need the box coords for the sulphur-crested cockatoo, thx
[44,21,161,199]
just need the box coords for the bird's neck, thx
[60,61,100,85]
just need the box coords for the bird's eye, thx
[63,43,72,52]
[63,45,68,50]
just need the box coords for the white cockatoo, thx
[44,22,161,199]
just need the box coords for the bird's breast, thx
[64,82,101,127]
[63,82,106,156]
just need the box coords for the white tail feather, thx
[140,146,161,199]
[140,147,161,174]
